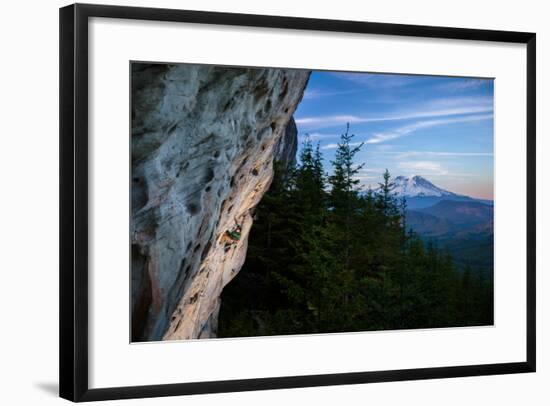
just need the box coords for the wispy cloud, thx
[370,144,403,152]
[393,150,493,159]
[436,78,492,92]
[358,167,386,174]
[366,114,493,144]
[398,161,448,176]
[354,167,386,180]
[295,97,493,130]
[296,115,365,128]
[330,72,419,88]
[298,132,339,141]
[321,141,364,150]
[303,88,362,100]
[354,175,378,182]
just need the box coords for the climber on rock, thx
[227,224,242,242]
[221,224,242,252]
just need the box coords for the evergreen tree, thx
[294,136,327,218]
[377,169,398,218]
[328,124,364,211]
[328,124,365,270]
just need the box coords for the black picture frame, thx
[59,3,536,402]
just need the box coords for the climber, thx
[222,224,242,252]
[227,225,242,241]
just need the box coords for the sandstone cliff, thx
[131,63,310,341]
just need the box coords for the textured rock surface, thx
[131,63,310,341]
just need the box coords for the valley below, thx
[397,176,494,277]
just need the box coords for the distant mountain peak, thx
[393,175,455,197]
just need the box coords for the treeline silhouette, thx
[218,125,493,337]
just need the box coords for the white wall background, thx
[0,0,546,404]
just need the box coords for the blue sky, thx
[294,71,494,199]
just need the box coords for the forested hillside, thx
[218,126,493,337]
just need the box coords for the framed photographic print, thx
[59,3,536,402]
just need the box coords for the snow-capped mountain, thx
[392,175,455,198]
[381,175,493,210]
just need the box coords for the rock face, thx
[276,116,298,167]
[131,63,310,341]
